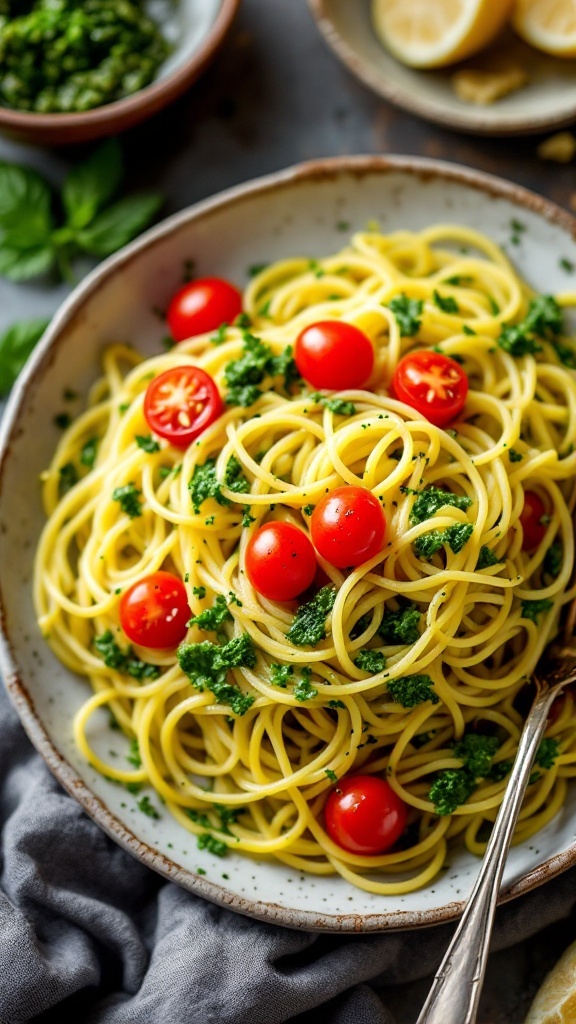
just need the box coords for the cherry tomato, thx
[167,277,243,341]
[294,320,374,390]
[392,350,468,428]
[144,366,222,449]
[120,571,190,649]
[324,774,407,855]
[310,485,386,568]
[245,522,317,602]
[520,490,547,551]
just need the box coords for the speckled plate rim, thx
[0,0,240,140]
[307,0,576,137]
[2,154,576,933]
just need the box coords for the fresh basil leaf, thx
[0,318,50,396]
[0,244,55,281]
[62,139,123,230]
[0,162,54,249]
[75,194,163,257]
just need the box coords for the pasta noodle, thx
[34,224,576,894]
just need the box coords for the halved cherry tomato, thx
[520,490,547,551]
[144,366,222,449]
[310,485,386,568]
[120,571,190,649]
[245,522,317,602]
[167,277,243,341]
[324,774,407,855]
[295,320,374,390]
[392,350,468,427]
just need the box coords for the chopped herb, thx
[80,436,99,468]
[497,294,563,357]
[489,297,500,315]
[388,674,439,708]
[388,294,424,336]
[453,733,500,777]
[488,760,513,782]
[224,455,249,496]
[521,598,554,623]
[270,663,293,688]
[511,218,526,234]
[224,329,300,406]
[58,461,78,494]
[54,412,71,429]
[560,258,574,273]
[389,448,403,461]
[325,769,338,782]
[408,486,472,525]
[544,540,563,579]
[126,738,142,768]
[135,434,160,453]
[248,263,269,277]
[536,737,559,770]
[302,504,315,516]
[508,448,523,462]
[443,275,472,286]
[354,649,386,673]
[414,523,473,559]
[310,392,357,416]
[193,585,206,600]
[137,796,160,820]
[189,460,228,514]
[327,699,345,709]
[177,634,256,716]
[112,482,142,518]
[429,769,477,816]
[462,324,476,336]
[286,585,337,646]
[210,323,228,346]
[242,506,256,527]
[293,674,318,701]
[188,594,233,633]
[197,833,227,857]
[433,290,459,314]
[378,603,421,645]
[94,630,160,680]
[476,546,502,571]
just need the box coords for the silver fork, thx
[416,630,576,1024]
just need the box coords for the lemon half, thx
[513,0,576,58]
[525,938,576,1024]
[372,0,515,68]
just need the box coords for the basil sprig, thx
[0,139,163,282]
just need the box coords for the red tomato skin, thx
[143,366,223,449]
[245,522,317,602]
[310,485,386,568]
[120,571,190,649]
[295,321,374,390]
[324,774,408,855]
[166,277,243,341]
[392,350,468,427]
[520,491,547,551]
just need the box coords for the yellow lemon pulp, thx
[371,0,514,68]
[525,938,576,1023]
[513,0,576,57]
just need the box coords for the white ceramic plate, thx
[2,155,576,933]
[308,0,576,136]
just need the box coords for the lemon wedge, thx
[513,0,576,58]
[525,939,576,1024]
[371,0,514,68]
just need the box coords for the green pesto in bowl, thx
[0,0,171,113]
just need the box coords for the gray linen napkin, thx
[1,677,576,1024]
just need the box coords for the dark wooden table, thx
[1,1,575,1020]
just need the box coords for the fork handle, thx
[416,685,556,1024]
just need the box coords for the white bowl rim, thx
[2,153,576,933]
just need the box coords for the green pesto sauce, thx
[0,0,171,113]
